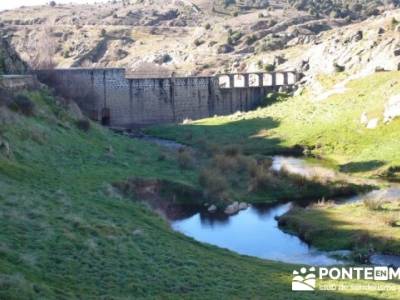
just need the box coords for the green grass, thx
[148,71,400,179]
[1,88,400,299]
[278,199,400,258]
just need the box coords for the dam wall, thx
[36,68,298,126]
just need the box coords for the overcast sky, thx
[0,0,109,11]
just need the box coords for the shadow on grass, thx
[339,160,385,173]
[149,117,305,156]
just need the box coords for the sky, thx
[0,0,109,11]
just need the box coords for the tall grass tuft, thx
[177,148,194,169]
[198,168,229,201]
[363,195,386,210]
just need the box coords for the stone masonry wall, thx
[36,68,297,127]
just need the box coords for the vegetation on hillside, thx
[288,0,400,18]
[2,86,399,299]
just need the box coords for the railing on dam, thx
[216,72,298,89]
[125,70,299,89]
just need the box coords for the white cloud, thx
[0,0,110,11]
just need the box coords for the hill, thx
[1,0,399,76]
[2,73,399,299]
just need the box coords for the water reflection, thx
[171,203,342,266]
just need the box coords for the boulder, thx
[224,202,239,215]
[351,30,363,42]
[217,44,234,54]
[224,202,249,215]
[366,118,379,129]
[208,204,217,213]
[360,112,368,125]
[384,94,400,123]
[238,202,249,210]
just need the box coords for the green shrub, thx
[245,35,257,45]
[8,94,35,116]
[264,92,289,106]
[333,63,345,73]
[264,63,275,72]
[194,39,205,47]
[391,17,399,30]
[205,23,211,30]
[76,119,91,132]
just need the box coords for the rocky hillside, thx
[0,0,391,75]
[248,9,400,96]
[0,0,399,79]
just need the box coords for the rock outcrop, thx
[0,34,29,74]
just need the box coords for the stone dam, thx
[36,68,299,127]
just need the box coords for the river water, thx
[138,136,400,266]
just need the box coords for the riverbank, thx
[277,188,400,262]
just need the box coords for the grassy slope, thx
[148,71,400,178]
[1,89,400,299]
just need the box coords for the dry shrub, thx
[198,168,229,200]
[177,148,194,169]
[249,164,278,192]
[203,142,221,157]
[212,154,238,172]
[363,195,386,210]
[223,144,241,157]
[76,119,91,132]
[278,165,307,186]
[311,198,335,208]
[237,155,257,174]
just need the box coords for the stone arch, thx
[249,74,260,87]
[287,72,297,85]
[233,74,245,87]
[276,73,285,86]
[218,75,231,88]
[263,73,274,86]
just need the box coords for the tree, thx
[49,1,56,7]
